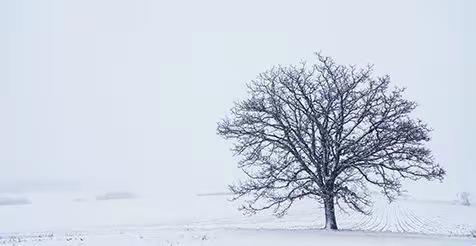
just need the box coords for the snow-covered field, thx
[0,193,475,245]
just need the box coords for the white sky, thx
[1,0,475,198]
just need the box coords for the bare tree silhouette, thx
[217,53,445,230]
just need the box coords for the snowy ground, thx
[0,193,475,245]
[2,228,475,246]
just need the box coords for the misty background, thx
[1,0,475,204]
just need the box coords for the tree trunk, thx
[324,196,338,230]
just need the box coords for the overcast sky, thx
[1,0,475,198]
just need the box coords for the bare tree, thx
[217,54,445,230]
[457,192,471,206]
